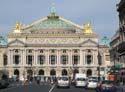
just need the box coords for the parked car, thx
[86,79,98,89]
[96,80,117,92]
[57,76,70,88]
[0,70,9,88]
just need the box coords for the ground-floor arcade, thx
[2,66,106,80]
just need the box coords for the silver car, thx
[57,76,70,88]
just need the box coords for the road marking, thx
[49,84,55,92]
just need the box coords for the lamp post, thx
[97,45,102,82]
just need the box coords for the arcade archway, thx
[50,69,56,76]
[86,69,92,77]
[62,69,68,76]
[39,69,44,75]
[14,69,19,77]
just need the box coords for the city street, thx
[0,82,52,92]
[0,82,97,92]
[51,85,96,92]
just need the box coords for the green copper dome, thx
[33,18,75,30]
[100,36,110,47]
[0,36,6,45]
[23,6,83,34]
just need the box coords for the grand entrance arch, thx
[50,69,56,76]
[86,69,92,77]
[62,69,68,76]
[39,69,44,75]
[14,69,19,78]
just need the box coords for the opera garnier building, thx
[2,7,110,80]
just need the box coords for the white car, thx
[86,79,98,89]
[75,78,87,87]
[57,76,70,88]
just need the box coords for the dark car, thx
[0,71,9,88]
[96,80,117,92]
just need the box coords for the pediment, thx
[80,39,98,47]
[8,39,25,47]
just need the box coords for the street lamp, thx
[97,45,102,82]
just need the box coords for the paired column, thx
[57,49,60,66]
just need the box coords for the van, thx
[75,73,87,87]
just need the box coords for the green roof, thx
[100,36,110,46]
[0,36,6,45]
[33,18,75,30]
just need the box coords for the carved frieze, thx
[26,38,84,45]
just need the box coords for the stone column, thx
[68,50,70,66]
[33,49,36,66]
[69,49,72,66]
[80,49,83,66]
[20,49,23,65]
[10,50,14,66]
[8,49,11,66]
[34,49,38,66]
[23,49,26,66]
[45,49,49,65]
[83,50,85,65]
[57,49,60,66]
[92,50,94,65]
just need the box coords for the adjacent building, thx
[0,36,7,70]
[110,0,125,68]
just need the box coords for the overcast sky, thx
[0,0,120,41]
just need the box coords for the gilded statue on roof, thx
[84,22,92,33]
[14,22,22,30]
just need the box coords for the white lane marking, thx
[49,84,55,92]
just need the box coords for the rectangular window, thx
[61,55,68,64]
[14,55,20,65]
[72,55,79,65]
[38,55,45,65]
[27,55,33,65]
[50,55,57,65]
[3,55,7,66]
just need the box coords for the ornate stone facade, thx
[0,9,111,80]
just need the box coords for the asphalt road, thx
[52,85,96,92]
[0,83,52,92]
[0,82,97,92]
